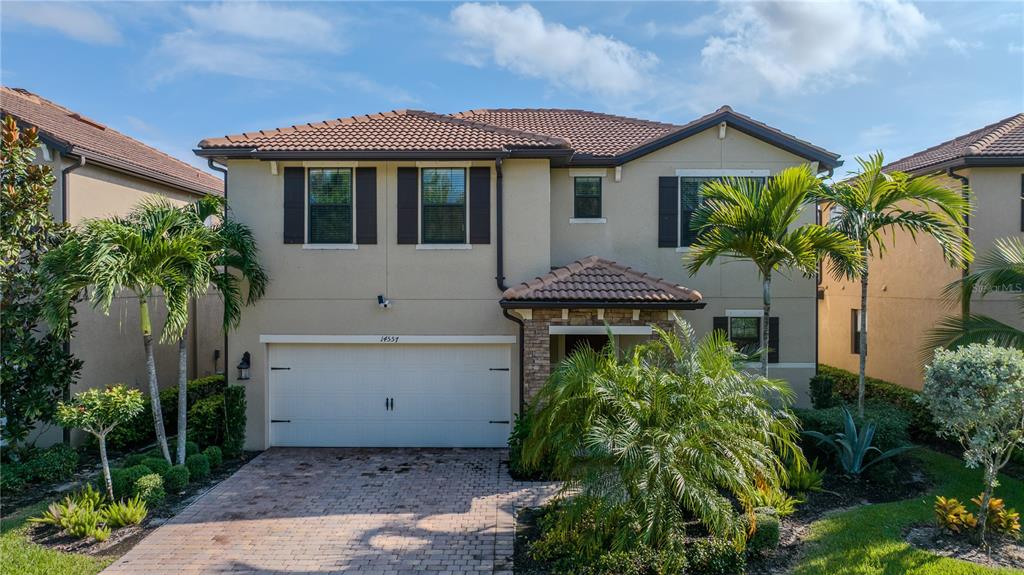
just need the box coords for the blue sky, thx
[3,1,1022,175]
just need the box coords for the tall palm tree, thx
[40,210,213,463]
[815,153,973,416]
[688,165,862,376]
[147,196,267,464]
[926,236,1023,350]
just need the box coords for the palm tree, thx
[926,236,1023,350]
[149,196,267,464]
[521,320,804,552]
[815,153,973,416]
[40,210,213,463]
[688,165,862,376]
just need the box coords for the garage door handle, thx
[271,367,291,371]
[271,419,291,423]
[489,368,510,371]
[489,420,510,424]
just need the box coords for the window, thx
[851,309,862,354]
[308,168,353,244]
[574,176,602,219]
[729,317,761,356]
[677,175,767,247]
[421,168,467,244]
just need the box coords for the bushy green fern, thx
[102,495,148,528]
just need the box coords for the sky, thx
[2,1,1022,176]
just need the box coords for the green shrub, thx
[120,453,148,468]
[132,473,165,506]
[684,538,745,575]
[141,457,170,475]
[185,441,200,456]
[508,412,554,480]
[785,458,825,494]
[112,464,152,499]
[1,463,26,494]
[102,495,148,528]
[63,505,108,541]
[186,454,210,482]
[809,374,837,409]
[107,375,226,448]
[222,386,246,458]
[162,465,190,493]
[745,509,780,555]
[21,444,79,484]
[584,548,688,575]
[818,364,936,440]
[188,395,224,448]
[203,446,223,469]
[802,407,915,478]
[795,402,911,453]
[105,398,155,451]
[741,487,801,517]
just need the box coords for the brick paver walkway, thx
[103,448,559,575]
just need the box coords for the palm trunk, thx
[98,434,113,500]
[140,296,171,463]
[858,247,869,418]
[762,272,771,377]
[176,333,187,465]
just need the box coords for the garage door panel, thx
[268,342,511,447]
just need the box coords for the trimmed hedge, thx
[133,473,165,506]
[685,538,745,575]
[203,446,223,469]
[111,464,152,499]
[140,457,170,475]
[163,465,189,493]
[745,509,780,555]
[186,454,210,482]
[795,402,911,452]
[107,375,226,450]
[817,364,936,440]
[188,395,225,448]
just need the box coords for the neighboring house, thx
[1,86,225,446]
[819,113,1024,389]
[195,106,842,450]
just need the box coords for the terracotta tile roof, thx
[501,256,702,305]
[882,113,1024,174]
[450,108,677,158]
[198,109,569,152]
[1,87,222,196]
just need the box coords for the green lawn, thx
[792,449,1024,575]
[0,501,112,575]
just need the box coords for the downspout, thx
[59,154,85,445]
[208,159,229,377]
[494,156,525,415]
[946,168,970,318]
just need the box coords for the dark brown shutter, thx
[283,167,304,244]
[658,176,678,247]
[469,167,491,244]
[851,309,859,355]
[355,167,377,244]
[768,317,780,363]
[713,316,728,336]
[397,167,418,244]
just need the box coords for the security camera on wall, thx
[377,295,391,309]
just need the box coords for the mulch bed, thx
[22,452,255,559]
[905,525,1024,570]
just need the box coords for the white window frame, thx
[417,165,471,249]
[303,166,358,250]
[570,174,605,223]
[674,169,770,252]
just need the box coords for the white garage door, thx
[268,342,512,447]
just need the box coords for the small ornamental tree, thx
[920,343,1024,544]
[1,114,82,446]
[56,385,145,499]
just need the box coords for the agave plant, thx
[802,407,913,477]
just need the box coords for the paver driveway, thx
[103,448,558,575]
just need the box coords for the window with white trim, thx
[421,168,467,244]
[308,168,353,244]
[574,176,602,219]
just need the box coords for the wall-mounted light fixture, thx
[237,352,251,381]
[377,294,391,309]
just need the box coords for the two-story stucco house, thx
[819,114,1024,389]
[194,106,841,450]
[1,87,225,446]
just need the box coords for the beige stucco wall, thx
[818,167,1024,389]
[31,154,223,446]
[551,126,821,401]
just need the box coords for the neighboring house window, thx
[308,168,353,244]
[421,168,467,244]
[574,176,602,219]
[728,316,761,356]
[677,174,767,247]
[851,309,862,354]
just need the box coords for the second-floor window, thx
[421,168,467,244]
[678,173,768,247]
[308,168,353,244]
[574,176,602,219]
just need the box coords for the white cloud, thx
[699,0,937,95]
[945,38,983,55]
[3,2,121,45]
[859,123,896,144]
[449,3,658,97]
[182,3,344,53]
[1009,42,1024,54]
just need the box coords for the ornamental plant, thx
[920,343,1024,544]
[55,385,146,499]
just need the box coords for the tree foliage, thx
[0,115,82,446]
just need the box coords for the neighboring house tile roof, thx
[1,87,222,196]
[501,256,703,307]
[196,105,842,168]
[882,113,1024,175]
[198,109,569,153]
[449,108,677,158]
